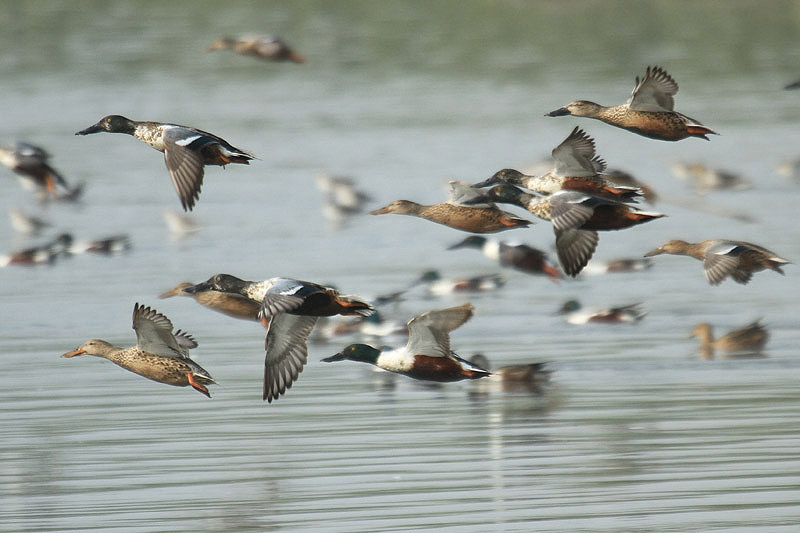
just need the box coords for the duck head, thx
[322,343,381,364]
[76,115,136,135]
[183,273,250,295]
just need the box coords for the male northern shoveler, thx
[474,128,641,202]
[76,115,254,211]
[0,233,72,267]
[207,35,305,63]
[557,299,646,324]
[546,66,718,141]
[581,257,653,275]
[0,142,83,202]
[415,269,505,295]
[670,162,751,195]
[469,353,551,393]
[183,273,373,402]
[159,281,262,321]
[644,239,790,285]
[483,184,664,277]
[61,303,216,397]
[323,303,490,382]
[690,320,768,359]
[369,180,532,234]
[447,235,561,280]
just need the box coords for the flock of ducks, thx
[3,47,793,401]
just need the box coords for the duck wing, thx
[162,127,206,211]
[263,314,318,402]
[551,127,606,177]
[627,66,678,112]
[404,303,474,359]
[132,303,189,358]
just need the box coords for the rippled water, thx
[2,1,800,531]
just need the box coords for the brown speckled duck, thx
[645,239,790,285]
[690,320,768,359]
[547,66,717,141]
[207,35,305,63]
[61,303,216,397]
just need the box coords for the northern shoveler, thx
[163,209,201,240]
[474,128,642,202]
[546,66,718,141]
[670,162,751,194]
[447,235,562,280]
[415,269,505,295]
[183,274,373,402]
[61,303,216,397]
[76,115,254,211]
[207,35,305,63]
[68,234,131,255]
[581,257,653,275]
[690,320,768,359]
[159,281,262,322]
[469,353,551,392]
[316,173,372,225]
[9,207,50,236]
[557,299,646,324]
[0,142,83,202]
[644,239,790,285]
[323,303,490,382]
[483,184,664,277]
[0,233,72,267]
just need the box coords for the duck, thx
[546,66,717,141]
[369,179,532,234]
[447,235,561,280]
[207,35,305,63]
[9,207,50,236]
[316,173,372,224]
[0,142,83,202]
[182,274,373,402]
[0,233,73,267]
[158,281,261,322]
[557,299,646,324]
[61,303,216,397]
[415,269,505,295]
[644,239,790,285]
[483,184,664,277]
[469,353,551,392]
[603,169,658,204]
[68,234,131,255]
[323,303,490,383]
[163,209,201,240]
[473,128,642,202]
[76,115,254,211]
[581,257,653,275]
[690,320,768,359]
[670,162,751,194]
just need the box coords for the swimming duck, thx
[76,115,254,211]
[61,303,216,397]
[0,142,83,202]
[581,257,653,275]
[447,235,561,280]
[9,207,50,236]
[68,234,131,255]
[158,281,261,321]
[474,128,642,202]
[557,299,646,324]
[670,162,751,195]
[323,303,490,382]
[207,35,305,63]
[0,233,72,267]
[690,320,768,359]
[644,239,790,285]
[183,274,373,402]
[483,184,664,277]
[415,269,505,295]
[469,353,551,392]
[163,210,201,240]
[546,66,717,141]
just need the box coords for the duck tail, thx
[686,124,718,140]
[335,296,375,317]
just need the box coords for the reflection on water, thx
[2,1,800,531]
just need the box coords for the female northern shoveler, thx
[183,274,373,402]
[323,303,490,382]
[370,180,532,234]
[483,184,664,277]
[644,239,790,285]
[546,66,718,141]
[159,281,262,321]
[447,235,561,280]
[207,35,305,63]
[61,303,216,397]
[0,142,83,202]
[557,299,646,324]
[414,269,505,295]
[690,320,768,359]
[469,353,551,393]
[474,128,641,202]
[670,162,751,194]
[76,115,254,211]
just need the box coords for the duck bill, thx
[470,176,498,188]
[368,206,391,215]
[643,247,664,257]
[322,352,346,362]
[75,122,103,135]
[546,107,571,117]
[181,280,213,294]
[61,348,86,358]
[158,284,190,298]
